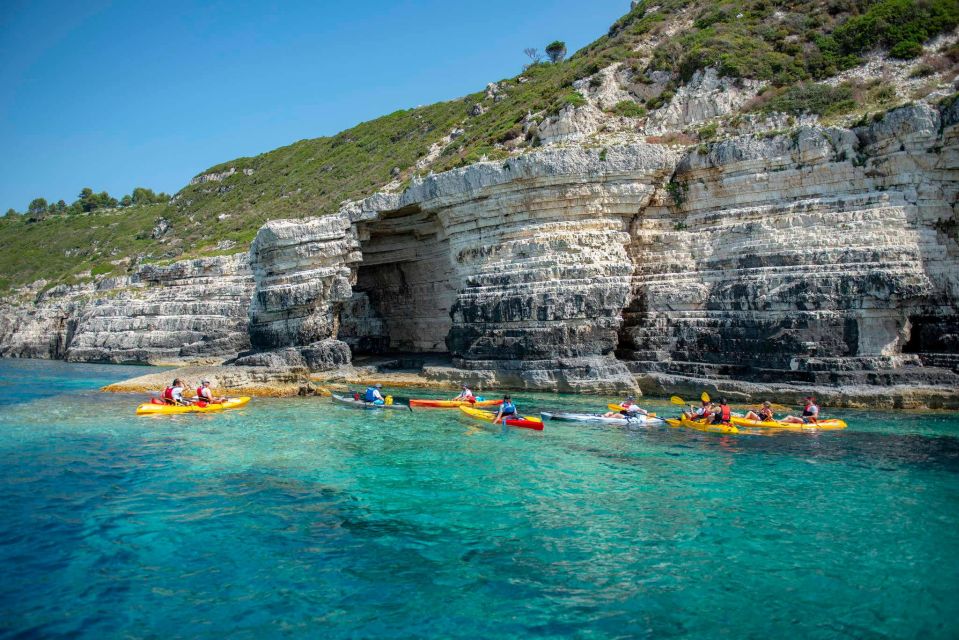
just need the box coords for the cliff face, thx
[0,254,254,365]
[239,101,958,396]
[622,102,959,390]
[2,101,958,400]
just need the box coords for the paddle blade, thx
[701,391,711,402]
[670,395,686,406]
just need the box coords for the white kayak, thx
[540,411,665,426]
[331,393,411,411]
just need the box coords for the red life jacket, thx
[719,404,731,423]
[197,387,208,400]
[162,387,175,401]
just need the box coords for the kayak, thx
[136,396,251,416]
[332,393,410,411]
[541,411,664,426]
[409,398,503,408]
[459,405,544,431]
[730,415,848,430]
[665,416,740,434]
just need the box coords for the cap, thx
[375,383,383,388]
[627,395,635,400]
[202,379,211,384]
[763,401,771,407]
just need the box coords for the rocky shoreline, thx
[102,362,959,410]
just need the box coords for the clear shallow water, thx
[1,360,958,639]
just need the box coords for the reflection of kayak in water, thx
[459,406,544,431]
[408,398,502,408]
[541,411,664,426]
[730,416,848,430]
[331,394,410,410]
[136,397,251,415]
[665,416,740,434]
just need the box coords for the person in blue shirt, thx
[493,394,517,424]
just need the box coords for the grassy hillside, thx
[2,0,956,293]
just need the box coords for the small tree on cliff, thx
[27,197,48,222]
[545,40,567,63]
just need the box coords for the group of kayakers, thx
[680,396,821,426]
[158,378,226,406]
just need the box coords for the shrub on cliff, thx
[612,100,646,118]
[758,82,856,117]
[826,0,959,60]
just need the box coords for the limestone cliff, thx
[0,254,253,365]
[237,101,958,400]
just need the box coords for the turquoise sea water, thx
[1,360,958,639]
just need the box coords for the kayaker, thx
[196,380,226,405]
[363,384,385,405]
[783,397,819,424]
[493,395,517,424]
[602,395,647,418]
[684,399,712,421]
[161,378,192,405]
[452,384,476,403]
[744,401,775,423]
[708,397,732,425]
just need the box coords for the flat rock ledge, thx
[102,365,316,397]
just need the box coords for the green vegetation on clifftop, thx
[2,0,956,292]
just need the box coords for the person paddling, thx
[783,397,819,424]
[493,394,518,424]
[363,383,385,405]
[602,395,647,418]
[709,397,732,426]
[744,401,775,423]
[196,379,226,405]
[161,378,192,405]
[452,384,476,403]
[684,399,712,421]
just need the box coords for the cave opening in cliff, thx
[338,209,456,360]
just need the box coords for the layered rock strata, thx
[620,102,959,391]
[243,216,360,370]
[0,253,254,364]
[239,102,958,400]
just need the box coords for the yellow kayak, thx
[730,416,847,431]
[665,416,739,434]
[135,397,251,415]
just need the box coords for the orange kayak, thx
[409,398,503,408]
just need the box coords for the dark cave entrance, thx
[338,208,457,358]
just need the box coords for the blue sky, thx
[0,0,627,212]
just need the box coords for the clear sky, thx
[0,0,628,212]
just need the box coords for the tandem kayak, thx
[135,397,251,416]
[458,406,544,431]
[408,398,503,409]
[729,415,848,430]
[331,393,411,411]
[665,416,740,434]
[541,411,665,427]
